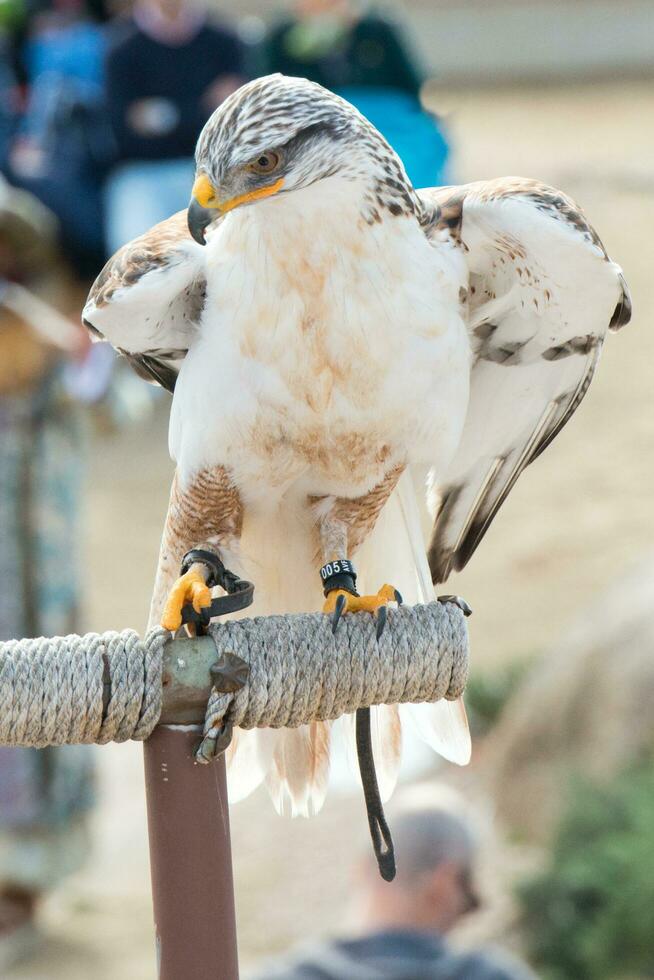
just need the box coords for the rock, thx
[487,557,654,842]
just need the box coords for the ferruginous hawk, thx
[84,74,631,817]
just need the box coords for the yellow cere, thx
[191,174,217,208]
[192,175,284,213]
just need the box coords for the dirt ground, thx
[8,79,654,978]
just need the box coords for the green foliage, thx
[0,0,26,32]
[464,658,531,737]
[517,757,654,980]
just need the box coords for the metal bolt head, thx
[210,651,249,692]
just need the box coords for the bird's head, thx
[188,74,417,243]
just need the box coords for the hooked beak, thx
[187,196,214,245]
[187,173,285,245]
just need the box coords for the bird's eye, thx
[249,151,280,175]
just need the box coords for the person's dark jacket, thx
[249,928,536,980]
[261,14,422,96]
[106,20,244,161]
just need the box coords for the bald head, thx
[391,804,476,884]
[358,792,481,934]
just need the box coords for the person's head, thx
[136,0,206,28]
[357,790,481,935]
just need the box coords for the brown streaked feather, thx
[419,178,630,585]
[424,177,620,260]
[148,466,243,629]
[87,211,195,309]
[83,210,209,389]
[311,465,404,563]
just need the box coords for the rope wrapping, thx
[0,628,167,747]
[0,603,469,752]
[214,603,467,726]
[195,602,469,762]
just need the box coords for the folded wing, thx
[83,211,208,392]
[418,178,631,584]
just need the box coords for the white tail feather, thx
[371,704,403,801]
[225,727,274,803]
[395,470,471,765]
[265,722,330,817]
[342,704,402,802]
[402,699,471,766]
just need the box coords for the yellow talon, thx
[161,569,212,632]
[322,584,398,615]
[323,584,402,637]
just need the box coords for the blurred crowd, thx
[0,0,448,274]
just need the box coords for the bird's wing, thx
[82,211,208,392]
[418,178,631,584]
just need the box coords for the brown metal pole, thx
[143,726,239,980]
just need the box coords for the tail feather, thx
[402,699,471,766]
[265,721,331,817]
[342,704,402,802]
[395,470,471,764]
[371,704,403,801]
[226,727,274,803]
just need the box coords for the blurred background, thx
[0,0,653,977]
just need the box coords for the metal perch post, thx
[0,600,470,980]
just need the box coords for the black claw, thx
[394,588,403,606]
[331,593,347,634]
[375,604,387,640]
[437,594,473,617]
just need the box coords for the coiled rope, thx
[0,603,469,756]
[197,602,469,761]
[0,629,167,748]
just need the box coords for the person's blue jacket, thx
[249,928,536,980]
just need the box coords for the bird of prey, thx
[84,74,631,816]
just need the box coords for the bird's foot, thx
[161,568,212,632]
[323,584,402,639]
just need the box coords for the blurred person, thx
[103,0,247,253]
[0,177,96,969]
[262,0,422,95]
[0,35,20,173]
[250,792,534,980]
[261,0,448,188]
[5,0,114,274]
[2,0,110,87]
